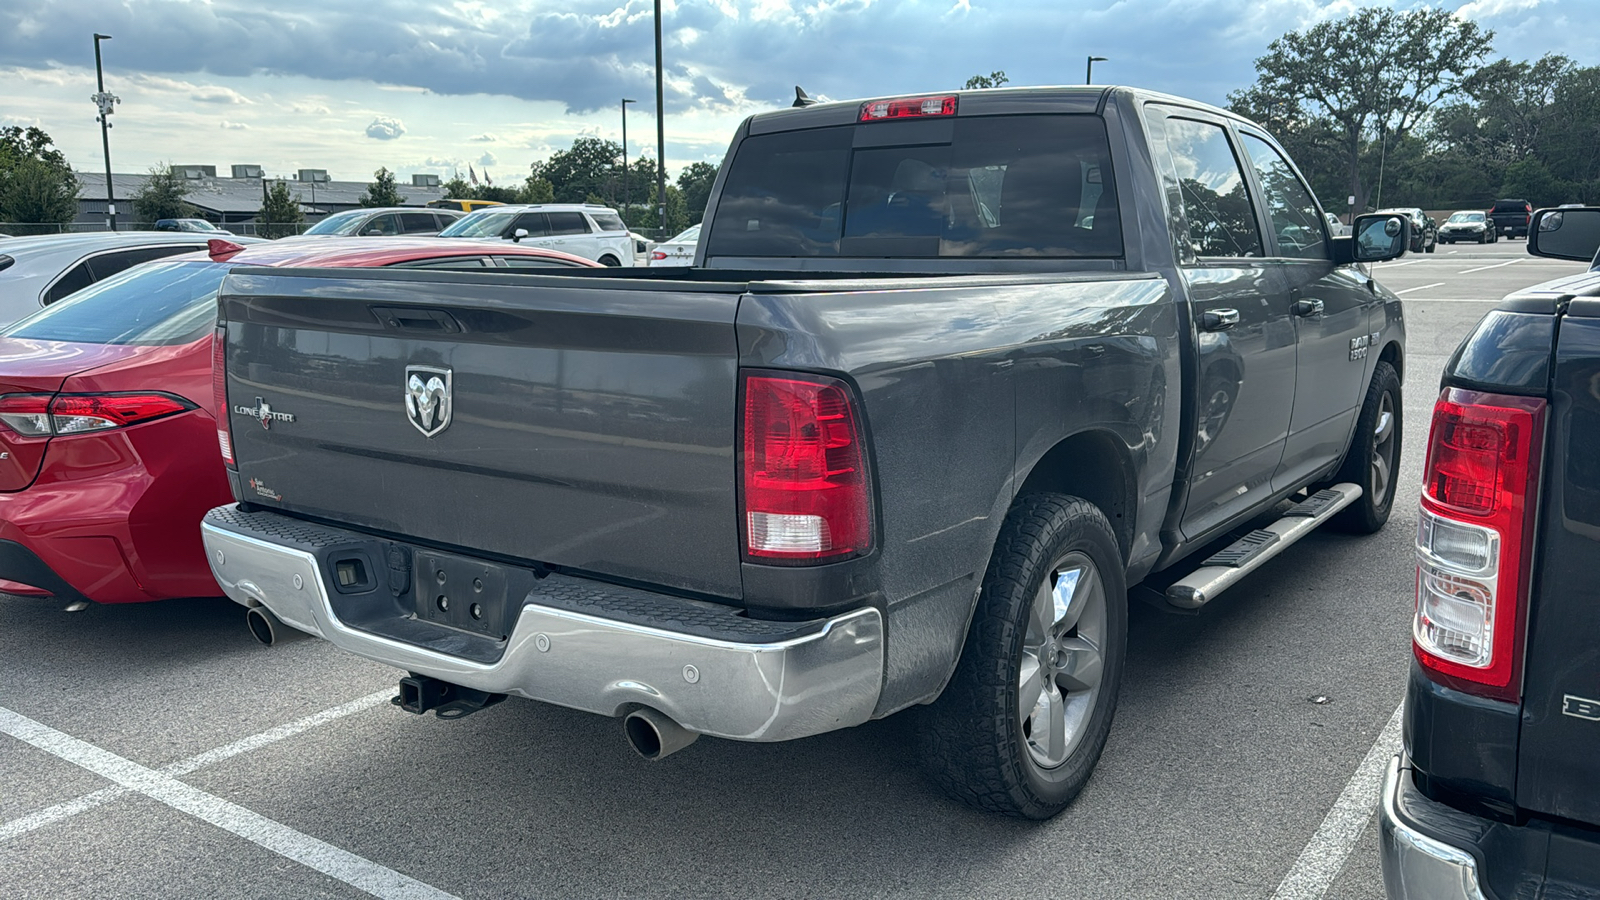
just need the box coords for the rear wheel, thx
[920,494,1127,819]
[1329,360,1401,534]
[598,255,621,267]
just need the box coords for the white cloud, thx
[1456,0,1543,18]
[221,120,250,130]
[477,151,498,166]
[469,132,497,142]
[364,115,406,140]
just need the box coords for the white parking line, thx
[1458,259,1523,274]
[0,703,456,900]
[1372,259,1426,268]
[0,689,393,843]
[1268,700,1404,900]
[1394,283,1446,295]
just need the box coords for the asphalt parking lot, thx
[0,238,1590,900]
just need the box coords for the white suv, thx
[437,204,635,266]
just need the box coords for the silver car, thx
[0,231,264,325]
[294,207,465,239]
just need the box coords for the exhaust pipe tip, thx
[624,707,699,760]
[245,605,303,647]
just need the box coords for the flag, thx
[484,170,493,186]
[469,165,479,186]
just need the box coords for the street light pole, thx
[1086,55,1108,84]
[91,33,119,231]
[654,0,666,235]
[622,98,636,221]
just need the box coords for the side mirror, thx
[512,228,529,243]
[1350,214,1410,262]
[1528,208,1600,263]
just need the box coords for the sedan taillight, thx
[1413,388,1545,701]
[0,392,195,437]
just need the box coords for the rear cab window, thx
[705,115,1123,258]
[8,260,230,345]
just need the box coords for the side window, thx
[43,261,96,304]
[399,213,438,234]
[1239,133,1328,260]
[433,213,457,231]
[498,255,586,268]
[547,212,590,235]
[362,214,400,236]
[510,213,549,237]
[391,257,490,269]
[88,245,198,280]
[1162,118,1263,259]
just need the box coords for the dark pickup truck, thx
[1381,207,1600,896]
[200,86,1411,818]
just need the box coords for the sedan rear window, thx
[706,115,1122,258]
[2,260,230,346]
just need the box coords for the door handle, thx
[1293,298,1325,317]
[1199,309,1240,331]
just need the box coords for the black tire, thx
[598,255,621,267]
[920,494,1127,819]
[1425,238,1435,253]
[1329,360,1401,534]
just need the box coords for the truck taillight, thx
[858,95,958,122]
[740,371,871,562]
[0,392,194,436]
[212,327,234,467]
[1414,388,1544,702]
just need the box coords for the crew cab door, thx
[1233,129,1375,493]
[1516,306,1600,829]
[1148,109,1296,538]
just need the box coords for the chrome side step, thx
[1165,483,1363,609]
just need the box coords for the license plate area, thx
[413,549,518,639]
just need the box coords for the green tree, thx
[440,175,473,199]
[474,185,521,203]
[130,163,194,222]
[358,167,403,207]
[528,137,624,204]
[519,176,555,204]
[0,126,78,227]
[964,71,1009,90]
[1232,7,1492,211]
[676,161,719,225]
[256,180,305,239]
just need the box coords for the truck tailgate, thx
[218,268,744,598]
[1517,305,1600,828]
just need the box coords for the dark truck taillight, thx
[0,392,195,436]
[1413,388,1545,702]
[740,371,871,563]
[212,326,234,468]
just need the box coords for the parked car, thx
[647,223,701,265]
[295,207,465,239]
[0,232,264,324]
[427,199,505,213]
[1488,198,1533,238]
[1380,206,1600,899]
[1376,207,1436,253]
[200,85,1411,820]
[437,204,636,266]
[1323,212,1351,238]
[0,238,597,606]
[1437,210,1496,244]
[155,218,234,235]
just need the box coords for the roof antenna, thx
[793,86,817,108]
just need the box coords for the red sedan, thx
[0,237,596,604]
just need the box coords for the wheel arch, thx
[1013,429,1137,564]
[1378,340,1403,384]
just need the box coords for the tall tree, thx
[359,167,404,207]
[964,71,1009,90]
[0,126,78,227]
[676,162,719,225]
[256,180,305,239]
[1234,7,1492,211]
[528,137,624,204]
[440,175,473,199]
[130,164,195,222]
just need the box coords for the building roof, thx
[75,173,447,215]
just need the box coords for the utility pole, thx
[91,33,119,231]
[1086,55,1108,84]
[654,0,666,235]
[622,98,636,221]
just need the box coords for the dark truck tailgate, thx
[218,268,744,599]
[1517,301,1600,828]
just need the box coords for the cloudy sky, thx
[0,0,1593,185]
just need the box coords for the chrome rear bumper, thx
[1378,756,1489,900]
[201,507,884,742]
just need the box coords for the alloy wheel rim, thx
[1018,551,1107,769]
[1370,391,1396,506]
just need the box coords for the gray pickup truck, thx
[201,86,1409,819]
